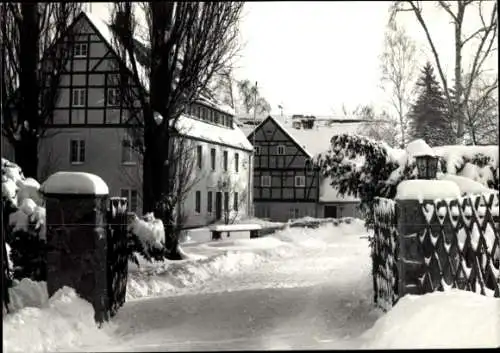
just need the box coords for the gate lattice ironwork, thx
[372,197,399,311]
[417,192,499,297]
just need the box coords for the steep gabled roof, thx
[247,115,312,158]
[247,115,366,158]
[82,11,150,91]
[82,11,235,115]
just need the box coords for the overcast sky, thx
[89,1,497,117]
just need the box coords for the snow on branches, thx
[314,135,499,228]
[315,134,402,227]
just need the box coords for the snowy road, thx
[84,222,382,351]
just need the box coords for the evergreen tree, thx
[408,63,454,146]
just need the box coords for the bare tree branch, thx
[391,0,498,144]
[110,1,243,259]
[1,2,82,177]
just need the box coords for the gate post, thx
[107,197,129,317]
[395,180,461,298]
[41,172,110,324]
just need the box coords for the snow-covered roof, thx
[173,114,253,151]
[196,94,236,117]
[249,115,367,158]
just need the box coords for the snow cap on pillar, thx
[40,171,109,195]
[395,180,461,201]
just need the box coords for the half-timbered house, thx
[247,115,364,221]
[28,11,253,227]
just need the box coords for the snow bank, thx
[362,290,500,349]
[233,216,285,228]
[3,287,112,353]
[127,221,367,300]
[396,180,461,200]
[40,171,109,195]
[7,278,48,313]
[126,237,295,300]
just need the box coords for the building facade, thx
[21,11,253,228]
[247,115,364,222]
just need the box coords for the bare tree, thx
[216,168,248,225]
[169,135,205,248]
[110,2,243,258]
[380,21,418,148]
[1,3,82,178]
[390,0,498,144]
[38,144,62,182]
[355,105,401,147]
[210,68,237,109]
[464,74,499,144]
[236,79,271,115]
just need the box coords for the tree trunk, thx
[454,5,465,144]
[14,136,38,179]
[16,3,40,179]
[398,97,406,147]
[148,2,181,260]
[142,123,165,215]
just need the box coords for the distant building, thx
[6,11,253,228]
[247,115,365,221]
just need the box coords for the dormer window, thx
[276,145,285,155]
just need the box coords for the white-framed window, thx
[107,88,120,106]
[72,88,86,107]
[120,189,138,212]
[70,139,85,164]
[277,145,286,155]
[254,146,261,155]
[73,43,88,58]
[121,138,135,164]
[295,175,306,187]
[261,175,271,187]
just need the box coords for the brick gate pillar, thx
[41,172,110,324]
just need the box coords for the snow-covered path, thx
[84,223,382,351]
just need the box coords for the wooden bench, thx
[209,224,263,240]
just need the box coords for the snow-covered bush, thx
[315,135,499,229]
[2,158,47,281]
[127,212,169,264]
